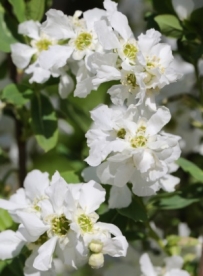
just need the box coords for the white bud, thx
[89,241,103,253]
[88,253,104,269]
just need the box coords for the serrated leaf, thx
[8,0,26,22]
[154,14,183,38]
[31,93,58,152]
[0,4,17,52]
[117,196,148,222]
[2,84,33,107]
[177,157,203,183]
[61,171,80,183]
[25,0,45,21]
[157,195,199,209]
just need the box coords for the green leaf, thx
[117,196,148,222]
[152,0,174,14]
[0,209,13,231]
[154,14,183,38]
[2,84,33,107]
[31,93,58,152]
[157,195,199,209]
[61,171,80,183]
[25,0,45,21]
[177,157,203,183]
[8,0,26,22]
[0,4,17,52]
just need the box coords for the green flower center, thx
[75,32,92,51]
[35,39,52,51]
[117,128,126,139]
[123,43,137,61]
[51,215,70,236]
[78,214,93,233]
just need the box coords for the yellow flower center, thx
[35,38,53,51]
[123,43,138,61]
[75,32,92,51]
[78,214,93,233]
[131,125,147,148]
[131,135,147,148]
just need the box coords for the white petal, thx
[165,269,190,276]
[24,249,55,276]
[159,174,180,192]
[79,181,105,213]
[94,20,120,50]
[139,253,157,276]
[165,255,184,270]
[18,20,40,39]
[109,11,133,40]
[59,74,74,99]
[24,170,49,201]
[96,222,122,236]
[146,106,171,136]
[84,8,106,31]
[133,150,155,173]
[104,0,118,12]
[172,0,194,20]
[46,177,68,213]
[39,45,73,71]
[11,43,36,69]
[42,9,74,39]
[102,235,128,257]
[92,65,121,86]
[25,62,51,83]
[17,211,48,239]
[108,186,132,209]
[33,236,58,271]
[0,230,25,260]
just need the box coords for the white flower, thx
[11,19,73,96]
[0,170,50,222]
[65,180,105,237]
[85,104,181,182]
[0,170,128,272]
[140,253,190,276]
[91,28,181,107]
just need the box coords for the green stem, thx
[194,63,203,106]
[147,222,168,255]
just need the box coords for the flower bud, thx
[89,240,103,253]
[88,253,104,269]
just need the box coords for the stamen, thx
[75,32,92,51]
[78,214,93,233]
[51,215,70,236]
[117,128,126,139]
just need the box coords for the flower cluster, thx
[11,0,181,105]
[10,0,181,209]
[84,104,181,208]
[2,0,185,274]
[0,170,128,274]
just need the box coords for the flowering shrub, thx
[0,0,203,275]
